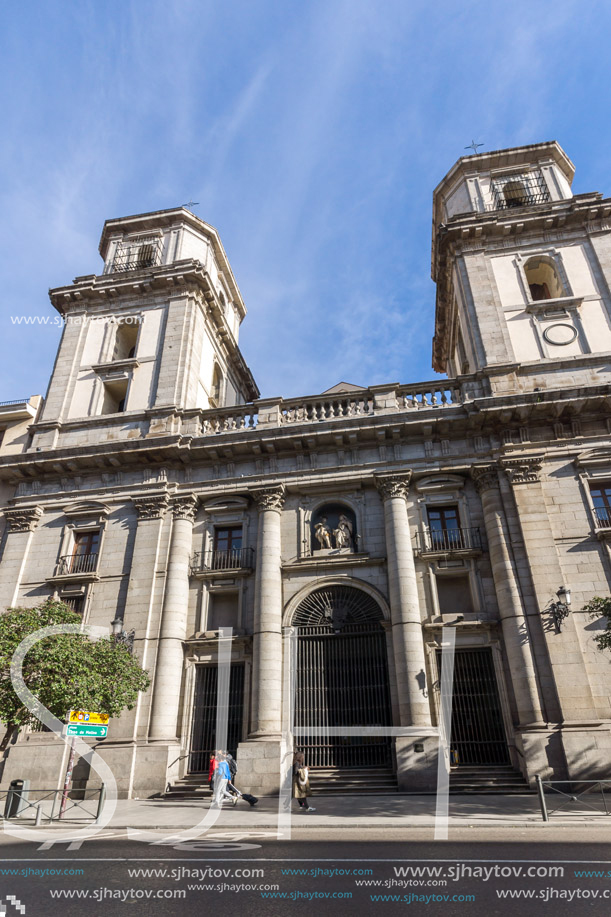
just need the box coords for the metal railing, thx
[535,775,611,820]
[111,237,163,273]
[594,508,611,528]
[489,173,551,212]
[0,398,30,407]
[1,785,106,823]
[191,547,255,573]
[56,552,99,575]
[414,526,482,554]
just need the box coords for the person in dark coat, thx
[292,751,315,812]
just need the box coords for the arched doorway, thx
[291,584,392,769]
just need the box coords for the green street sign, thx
[66,724,108,738]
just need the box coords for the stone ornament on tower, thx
[502,457,543,485]
[470,464,500,493]
[132,494,170,520]
[170,494,199,523]
[4,505,43,533]
[252,485,286,513]
[374,472,412,502]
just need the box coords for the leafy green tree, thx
[582,596,611,652]
[0,599,150,749]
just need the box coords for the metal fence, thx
[535,775,611,820]
[0,785,106,823]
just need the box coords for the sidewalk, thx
[5,793,611,830]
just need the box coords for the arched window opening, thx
[524,258,565,301]
[210,365,223,407]
[112,321,139,361]
[311,504,357,553]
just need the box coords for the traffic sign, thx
[68,710,109,726]
[66,724,108,738]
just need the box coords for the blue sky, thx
[2,0,611,400]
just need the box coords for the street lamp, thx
[110,615,135,652]
[549,586,571,632]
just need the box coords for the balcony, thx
[111,237,162,273]
[56,552,99,576]
[191,547,255,576]
[414,527,482,556]
[594,509,611,529]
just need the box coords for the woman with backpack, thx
[292,751,315,812]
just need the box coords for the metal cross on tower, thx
[464,140,484,154]
[183,200,200,209]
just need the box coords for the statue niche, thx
[311,504,357,554]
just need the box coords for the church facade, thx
[1,141,611,798]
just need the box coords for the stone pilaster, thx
[501,458,601,777]
[148,493,198,742]
[0,506,43,610]
[471,465,543,726]
[375,474,431,727]
[249,485,285,739]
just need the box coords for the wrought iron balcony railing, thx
[56,552,99,575]
[414,527,482,554]
[594,509,611,529]
[111,237,163,273]
[191,547,255,573]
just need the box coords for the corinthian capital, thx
[252,485,285,513]
[374,472,412,501]
[4,505,43,532]
[171,494,199,523]
[133,494,170,520]
[470,464,499,494]
[501,457,543,486]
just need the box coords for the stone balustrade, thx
[195,376,481,436]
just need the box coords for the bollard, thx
[95,784,106,823]
[535,774,549,822]
[35,805,43,826]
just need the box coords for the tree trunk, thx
[0,725,17,752]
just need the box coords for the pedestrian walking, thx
[292,751,316,812]
[208,753,217,790]
[211,751,234,808]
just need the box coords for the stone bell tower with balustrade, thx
[31,207,259,453]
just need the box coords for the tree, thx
[582,596,611,652]
[0,599,150,749]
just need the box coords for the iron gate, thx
[438,648,510,766]
[296,623,392,768]
[188,664,245,773]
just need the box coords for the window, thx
[101,378,128,414]
[591,485,611,528]
[490,171,550,211]
[61,594,86,615]
[427,505,461,549]
[524,257,565,301]
[503,179,528,208]
[58,530,100,575]
[210,365,223,406]
[112,321,139,361]
[212,527,243,568]
[111,235,162,272]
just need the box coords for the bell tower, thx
[431,141,611,394]
[32,208,259,450]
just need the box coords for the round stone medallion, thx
[542,322,578,345]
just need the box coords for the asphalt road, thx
[1,828,611,916]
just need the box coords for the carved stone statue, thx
[314,517,333,549]
[334,513,353,550]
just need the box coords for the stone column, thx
[249,485,285,739]
[375,473,431,727]
[471,465,543,726]
[148,493,198,742]
[0,506,43,611]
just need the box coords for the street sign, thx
[68,710,109,726]
[66,724,108,738]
